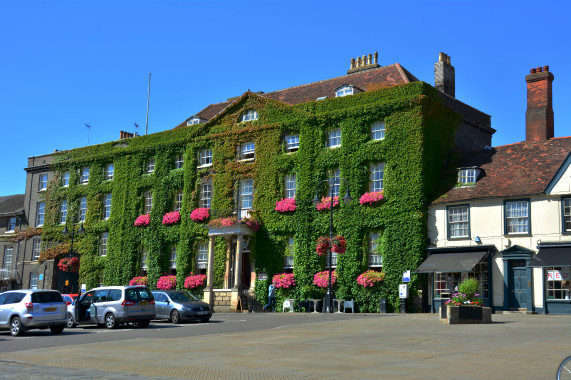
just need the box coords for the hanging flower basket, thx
[129,276,148,286]
[275,198,296,213]
[184,273,207,289]
[359,191,385,206]
[357,270,385,288]
[134,214,150,227]
[315,236,346,255]
[162,211,181,225]
[190,208,210,222]
[313,270,337,288]
[157,275,177,290]
[315,196,339,211]
[58,257,80,273]
[243,217,261,231]
[272,273,296,289]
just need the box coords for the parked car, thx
[61,294,78,306]
[67,286,155,329]
[152,290,211,323]
[0,289,67,336]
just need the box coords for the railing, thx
[209,208,252,221]
[0,269,18,281]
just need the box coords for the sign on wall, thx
[548,270,570,281]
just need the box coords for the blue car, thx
[152,290,211,323]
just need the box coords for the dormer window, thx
[186,117,202,126]
[457,167,480,185]
[241,110,258,122]
[317,96,327,101]
[239,142,255,161]
[335,86,354,97]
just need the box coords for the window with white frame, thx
[174,155,184,169]
[170,245,177,273]
[99,232,108,256]
[239,178,254,218]
[140,247,148,272]
[447,205,470,238]
[104,193,112,219]
[59,199,67,224]
[368,231,382,267]
[38,173,48,191]
[146,158,155,173]
[62,172,70,187]
[200,179,212,209]
[30,272,39,289]
[2,247,13,269]
[505,200,530,234]
[144,191,153,214]
[335,86,353,97]
[79,197,87,222]
[326,128,341,148]
[7,217,17,232]
[198,149,212,167]
[105,163,114,180]
[186,117,201,126]
[370,163,384,192]
[285,134,299,152]
[546,267,571,300]
[458,168,477,185]
[81,167,90,184]
[33,238,41,260]
[371,120,386,141]
[241,110,258,122]
[36,202,45,226]
[197,241,208,269]
[173,190,183,212]
[563,197,571,232]
[239,142,255,161]
[285,173,296,199]
[328,168,340,197]
[284,237,294,269]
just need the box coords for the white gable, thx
[546,158,571,195]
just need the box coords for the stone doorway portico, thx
[203,223,256,311]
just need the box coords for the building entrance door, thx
[509,260,528,310]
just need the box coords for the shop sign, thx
[547,270,570,281]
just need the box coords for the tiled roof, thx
[432,137,571,204]
[0,194,25,215]
[174,63,418,129]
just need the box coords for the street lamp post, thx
[62,217,85,294]
[313,178,352,313]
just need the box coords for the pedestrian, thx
[264,282,276,312]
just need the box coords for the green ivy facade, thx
[40,81,459,312]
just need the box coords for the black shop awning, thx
[529,246,571,267]
[415,251,488,273]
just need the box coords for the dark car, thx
[152,290,211,323]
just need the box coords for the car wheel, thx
[10,317,25,336]
[200,317,210,323]
[137,319,150,328]
[50,325,65,335]
[105,313,117,329]
[67,313,76,328]
[170,310,181,324]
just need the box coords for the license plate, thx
[197,311,209,315]
[44,307,57,312]
[139,301,148,306]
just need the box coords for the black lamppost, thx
[62,217,85,294]
[313,178,352,313]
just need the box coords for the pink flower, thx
[359,191,384,206]
[313,270,337,288]
[315,196,339,211]
[184,274,207,289]
[129,276,148,286]
[156,275,177,290]
[356,270,385,288]
[275,198,296,213]
[134,214,150,227]
[190,208,210,222]
[272,273,296,289]
[162,211,181,225]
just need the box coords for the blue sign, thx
[39,274,44,281]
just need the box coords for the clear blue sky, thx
[1,0,570,196]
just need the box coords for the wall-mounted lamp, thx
[474,236,482,244]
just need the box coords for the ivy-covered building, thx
[21,52,493,312]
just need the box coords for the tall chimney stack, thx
[525,66,554,142]
[434,52,455,98]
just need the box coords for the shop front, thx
[529,243,571,314]
[415,246,496,313]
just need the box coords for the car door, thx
[0,293,9,326]
[153,292,167,318]
[90,289,110,324]
[76,291,95,325]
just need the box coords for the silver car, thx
[0,290,67,336]
[68,286,155,329]
[152,290,211,323]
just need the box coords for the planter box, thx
[440,305,492,324]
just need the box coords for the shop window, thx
[434,273,460,299]
[546,267,571,300]
[447,205,470,239]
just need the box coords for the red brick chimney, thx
[526,66,554,142]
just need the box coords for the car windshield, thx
[126,288,153,302]
[169,291,198,302]
[31,292,64,303]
